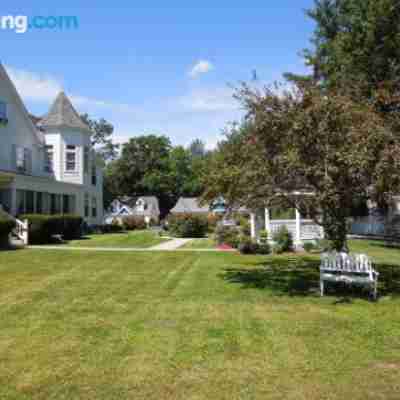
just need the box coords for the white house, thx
[105,196,160,224]
[0,63,103,225]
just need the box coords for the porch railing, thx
[269,219,323,241]
[0,204,29,245]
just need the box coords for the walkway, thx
[149,238,193,250]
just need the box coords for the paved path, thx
[149,238,193,250]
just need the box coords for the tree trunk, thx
[322,213,349,252]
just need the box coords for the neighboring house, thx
[105,196,160,224]
[170,197,210,214]
[0,63,103,225]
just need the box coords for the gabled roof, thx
[114,196,160,217]
[170,197,209,214]
[0,63,45,144]
[40,92,91,133]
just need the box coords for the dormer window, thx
[0,101,7,126]
[15,146,31,174]
[65,145,77,172]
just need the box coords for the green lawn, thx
[63,230,169,248]
[181,237,217,249]
[1,240,400,399]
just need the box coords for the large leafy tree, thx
[105,135,208,214]
[203,84,400,250]
[81,114,119,163]
[286,0,400,113]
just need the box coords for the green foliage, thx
[100,224,124,234]
[0,211,15,246]
[20,214,83,244]
[238,236,258,254]
[207,213,221,233]
[258,230,269,244]
[272,226,293,253]
[303,242,316,253]
[122,216,147,231]
[168,213,208,238]
[203,83,400,251]
[105,135,210,215]
[81,114,119,163]
[215,225,240,248]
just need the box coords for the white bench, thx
[320,252,379,300]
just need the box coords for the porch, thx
[250,208,324,246]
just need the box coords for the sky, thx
[1,1,316,149]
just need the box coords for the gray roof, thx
[170,197,209,214]
[119,196,160,217]
[40,92,91,132]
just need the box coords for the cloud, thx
[4,65,136,113]
[177,86,238,112]
[188,60,214,78]
[5,65,62,102]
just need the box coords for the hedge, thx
[168,213,208,238]
[20,214,83,244]
[0,211,15,247]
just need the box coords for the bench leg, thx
[320,279,324,297]
[373,281,378,301]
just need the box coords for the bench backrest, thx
[320,252,373,273]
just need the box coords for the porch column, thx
[264,208,271,233]
[250,213,256,239]
[295,208,301,244]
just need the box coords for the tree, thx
[81,114,119,163]
[286,0,400,113]
[203,84,400,251]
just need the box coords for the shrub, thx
[101,224,124,234]
[0,211,15,247]
[238,235,259,254]
[215,225,240,248]
[315,239,334,252]
[272,226,293,252]
[122,215,147,230]
[207,213,221,233]
[303,242,316,252]
[168,213,208,238]
[237,216,251,236]
[20,214,83,244]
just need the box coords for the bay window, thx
[65,145,77,172]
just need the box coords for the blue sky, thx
[1,0,315,148]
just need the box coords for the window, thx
[44,145,54,173]
[36,192,43,214]
[63,194,70,214]
[92,196,97,218]
[84,146,89,173]
[84,193,89,217]
[0,101,7,122]
[91,165,97,186]
[16,146,26,173]
[25,191,34,214]
[65,145,77,172]
[50,194,61,214]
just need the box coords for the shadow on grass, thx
[220,256,400,299]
